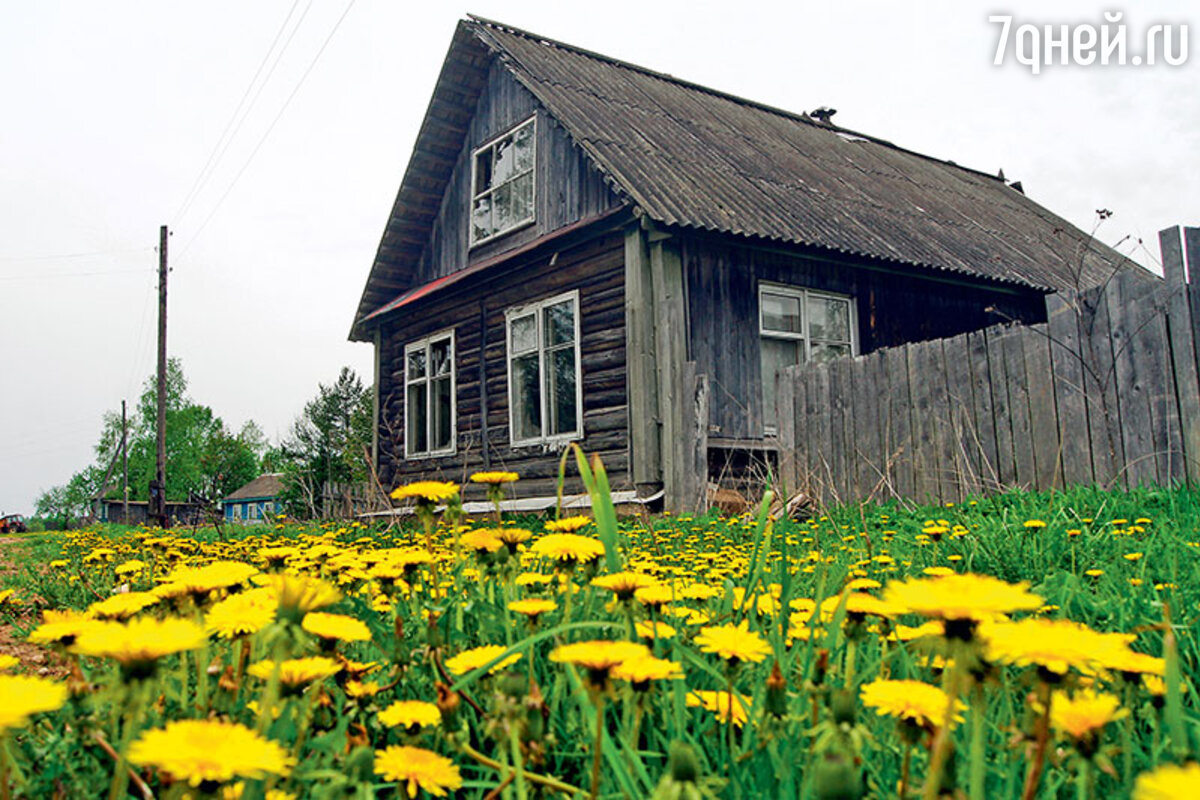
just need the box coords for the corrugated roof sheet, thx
[469,17,1126,292]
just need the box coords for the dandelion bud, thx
[812,749,864,800]
[668,741,701,783]
[435,681,461,730]
[765,661,788,718]
[830,688,857,726]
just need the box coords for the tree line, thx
[33,360,372,527]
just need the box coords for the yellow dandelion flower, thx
[613,656,684,687]
[1133,762,1200,799]
[543,516,592,533]
[468,471,519,484]
[205,588,277,639]
[549,640,650,685]
[687,690,751,726]
[256,574,343,616]
[633,583,675,608]
[27,609,101,647]
[114,559,148,576]
[883,573,1043,633]
[494,527,532,548]
[72,617,207,675]
[530,533,605,564]
[374,745,462,798]
[635,620,677,640]
[591,571,656,600]
[444,645,522,677]
[1023,520,1047,530]
[301,611,371,643]
[378,699,442,730]
[128,719,293,786]
[694,621,772,664]
[390,481,459,503]
[982,619,1136,676]
[0,674,68,732]
[458,529,504,554]
[247,656,341,687]
[0,655,17,672]
[88,591,161,619]
[507,598,557,619]
[1047,688,1127,742]
[860,679,965,730]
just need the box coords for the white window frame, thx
[404,328,457,459]
[469,116,537,247]
[759,283,858,434]
[505,289,584,448]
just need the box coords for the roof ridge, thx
[464,14,1004,183]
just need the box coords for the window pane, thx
[472,195,492,242]
[493,134,516,185]
[512,353,542,441]
[546,346,578,435]
[544,299,575,346]
[762,292,802,334]
[760,337,802,429]
[493,181,515,232]
[510,172,534,226]
[513,122,534,172]
[510,314,536,353]
[474,149,493,194]
[810,342,851,363]
[407,383,428,453]
[407,349,426,380]
[430,339,451,377]
[432,376,453,450]
[809,296,851,342]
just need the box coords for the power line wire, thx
[177,0,357,261]
[0,248,151,262]
[0,268,149,281]
[171,0,308,226]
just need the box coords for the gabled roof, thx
[224,474,285,502]
[352,17,1133,340]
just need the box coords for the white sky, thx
[2,1,1196,515]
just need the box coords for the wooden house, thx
[350,17,1130,510]
[223,474,284,525]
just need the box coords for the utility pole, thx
[121,399,129,525]
[151,225,169,528]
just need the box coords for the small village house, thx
[350,17,1135,511]
[223,474,284,525]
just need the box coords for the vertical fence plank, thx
[1107,272,1159,488]
[908,341,942,503]
[777,366,798,493]
[792,373,810,495]
[967,329,1000,491]
[1046,292,1095,487]
[828,358,852,505]
[808,364,833,505]
[885,346,914,500]
[1023,324,1063,490]
[1161,227,1200,482]
[1078,283,1123,487]
[850,355,876,500]
[986,327,1017,487]
[941,334,976,500]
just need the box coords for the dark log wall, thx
[413,60,624,286]
[683,236,1047,440]
[377,232,629,501]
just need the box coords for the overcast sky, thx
[2,1,1196,516]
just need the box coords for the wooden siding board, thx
[1045,292,1095,487]
[1023,325,1063,489]
[987,327,1017,487]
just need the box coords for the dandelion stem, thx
[507,722,529,800]
[455,740,584,796]
[923,649,966,800]
[590,692,605,800]
[0,734,10,800]
[1020,680,1052,800]
[969,684,986,800]
[899,742,912,799]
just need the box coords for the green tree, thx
[277,367,373,517]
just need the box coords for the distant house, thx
[98,499,203,527]
[223,474,284,525]
[349,17,1133,510]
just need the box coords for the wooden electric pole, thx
[151,225,169,528]
[121,399,129,525]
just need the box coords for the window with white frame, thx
[506,291,582,446]
[470,117,536,246]
[405,330,456,457]
[760,284,856,432]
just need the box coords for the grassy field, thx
[0,465,1197,799]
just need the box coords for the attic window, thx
[470,116,536,246]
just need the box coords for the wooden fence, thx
[777,226,1200,506]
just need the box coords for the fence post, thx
[1161,227,1200,482]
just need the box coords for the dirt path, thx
[0,536,65,675]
